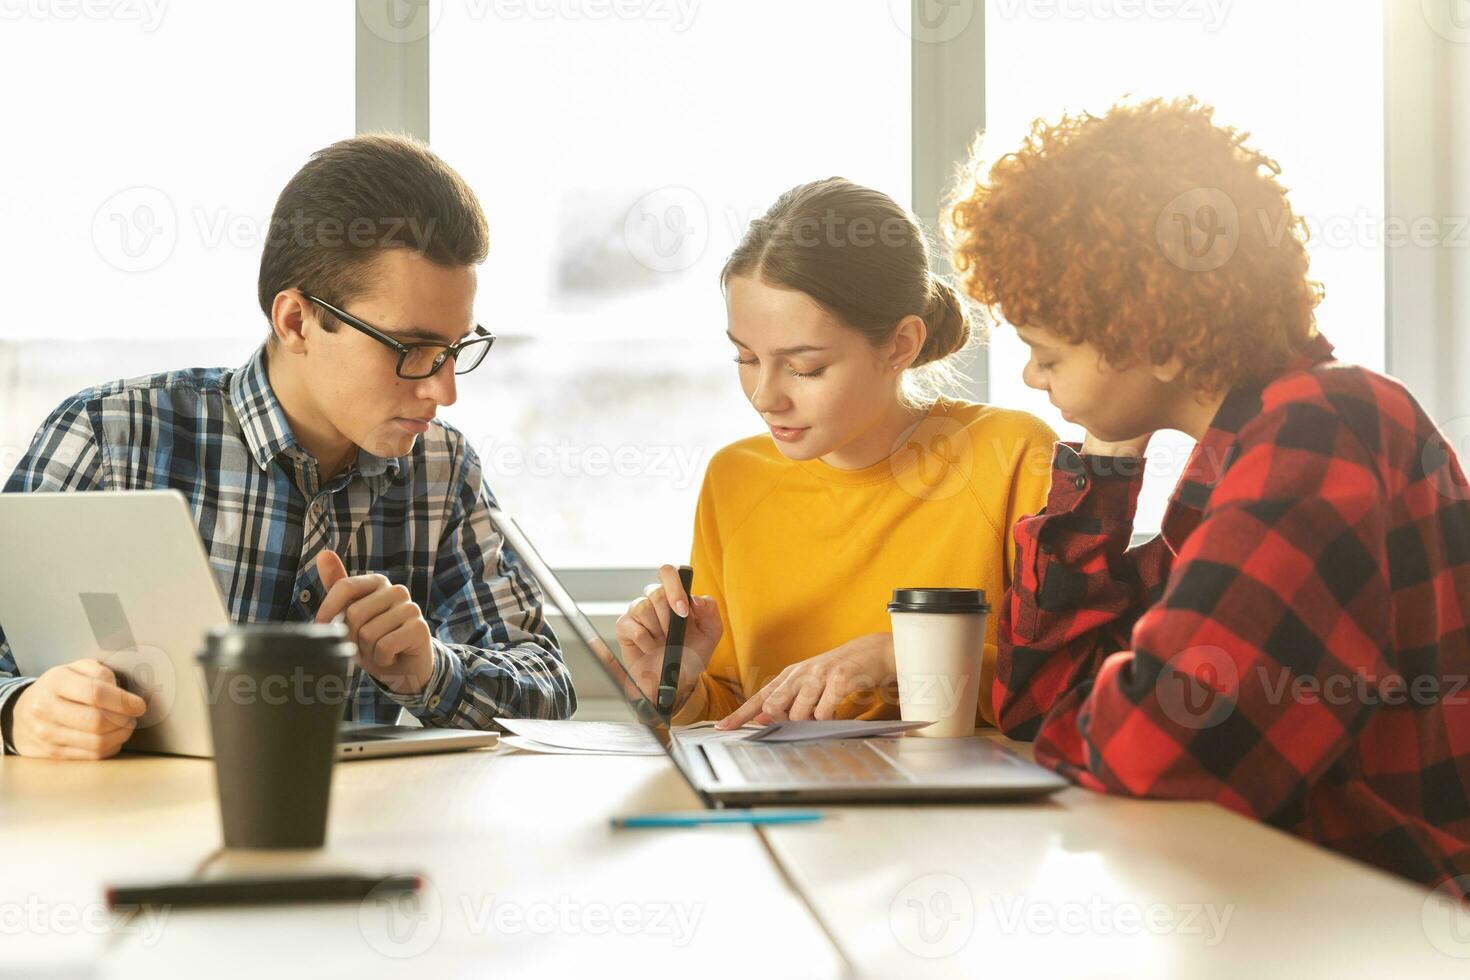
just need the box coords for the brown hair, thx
[257,133,489,344]
[721,177,974,382]
[948,97,1320,393]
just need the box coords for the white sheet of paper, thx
[499,735,657,756]
[495,719,760,756]
[745,719,933,742]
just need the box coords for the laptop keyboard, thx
[725,739,910,784]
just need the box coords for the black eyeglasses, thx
[302,292,496,380]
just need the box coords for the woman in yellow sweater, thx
[613,177,1056,730]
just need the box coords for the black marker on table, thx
[105,872,421,910]
[656,565,695,720]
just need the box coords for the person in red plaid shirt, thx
[948,97,1470,898]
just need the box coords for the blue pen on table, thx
[611,809,826,829]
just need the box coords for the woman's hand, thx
[613,563,723,712]
[715,632,897,729]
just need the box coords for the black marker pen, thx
[656,565,695,719]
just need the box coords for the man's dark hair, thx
[257,133,489,344]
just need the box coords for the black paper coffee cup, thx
[197,624,355,849]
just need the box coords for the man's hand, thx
[715,633,897,730]
[316,550,434,696]
[11,659,148,759]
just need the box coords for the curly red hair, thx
[948,97,1322,393]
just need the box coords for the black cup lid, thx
[198,623,355,664]
[887,588,990,614]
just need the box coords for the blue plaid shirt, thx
[0,343,575,751]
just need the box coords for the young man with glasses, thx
[0,134,576,759]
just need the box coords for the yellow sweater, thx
[671,399,1057,726]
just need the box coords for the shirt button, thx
[299,589,313,603]
[1074,474,1088,490]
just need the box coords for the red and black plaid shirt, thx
[997,333,1470,897]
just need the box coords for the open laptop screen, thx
[486,508,692,768]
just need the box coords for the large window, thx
[429,0,912,567]
[0,2,1390,561]
[0,4,352,472]
[983,0,1384,531]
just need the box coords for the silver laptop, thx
[0,491,496,760]
[489,508,1067,805]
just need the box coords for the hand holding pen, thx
[614,563,722,715]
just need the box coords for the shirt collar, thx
[1162,333,1336,547]
[228,343,405,480]
[229,343,302,472]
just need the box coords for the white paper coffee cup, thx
[888,588,990,738]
